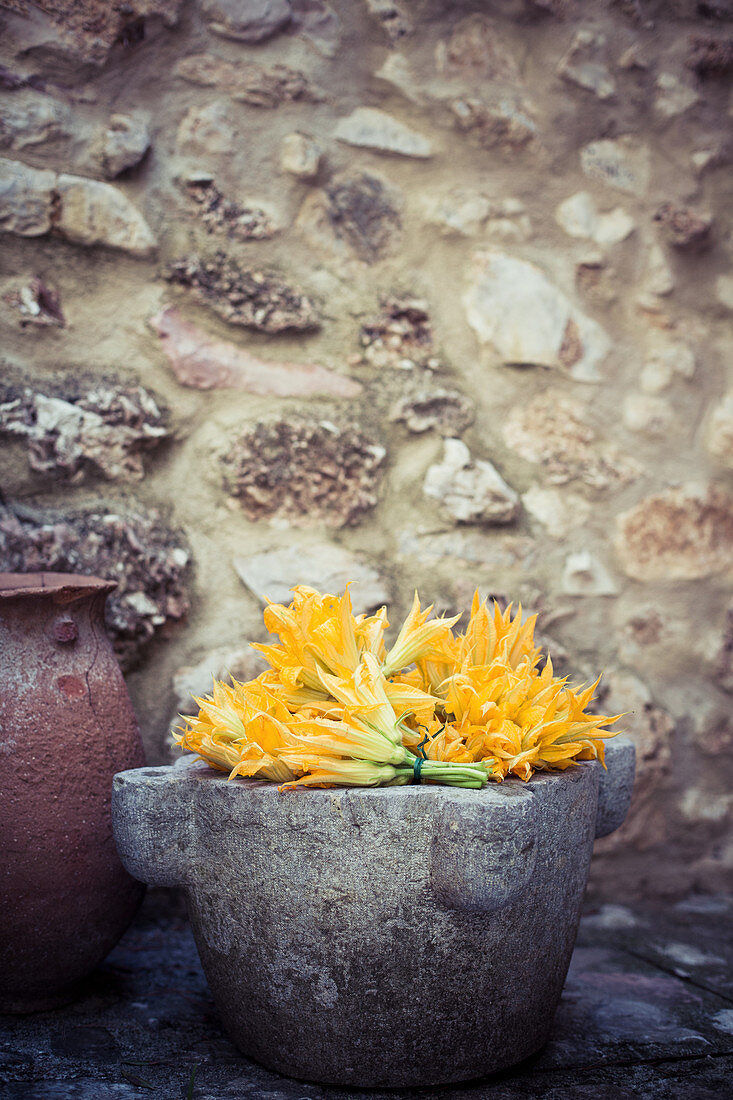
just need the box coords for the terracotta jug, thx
[0,572,146,1012]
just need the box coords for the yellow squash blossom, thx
[382,593,460,678]
[174,678,296,783]
[176,586,620,790]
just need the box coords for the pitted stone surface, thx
[464,250,611,382]
[111,749,633,1087]
[0,159,157,254]
[164,254,320,333]
[0,382,169,481]
[334,108,433,158]
[201,0,292,42]
[222,418,386,527]
[234,541,388,608]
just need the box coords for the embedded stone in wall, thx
[622,393,675,437]
[640,339,696,392]
[686,34,733,78]
[488,204,531,241]
[450,98,537,152]
[0,0,183,71]
[0,157,56,236]
[234,542,389,609]
[390,387,474,436]
[0,382,169,481]
[100,113,151,178]
[423,188,492,237]
[638,241,675,307]
[615,484,733,581]
[184,178,278,241]
[280,133,322,180]
[436,14,522,85]
[555,191,635,245]
[358,296,437,370]
[561,551,618,596]
[164,253,320,333]
[291,0,341,57]
[463,250,611,382]
[176,99,241,156]
[580,137,651,195]
[654,202,712,250]
[0,91,71,151]
[297,170,402,263]
[0,505,189,670]
[575,253,616,305]
[557,29,616,100]
[555,192,596,238]
[150,305,361,397]
[0,158,157,255]
[174,54,325,106]
[364,0,413,41]
[639,356,672,394]
[423,439,519,525]
[705,391,733,468]
[691,143,729,175]
[680,787,733,826]
[617,43,650,71]
[200,0,293,42]
[424,189,530,239]
[503,391,639,490]
[521,485,591,539]
[334,108,433,158]
[654,72,701,119]
[397,529,537,571]
[222,419,386,528]
[661,339,696,379]
[54,173,157,256]
[615,605,667,664]
[693,706,733,756]
[374,53,425,105]
[0,275,65,328]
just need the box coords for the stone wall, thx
[1,0,731,902]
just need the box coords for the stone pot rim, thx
[142,752,600,796]
[0,571,116,601]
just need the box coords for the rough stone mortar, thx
[112,738,634,1086]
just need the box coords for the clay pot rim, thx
[0,572,116,600]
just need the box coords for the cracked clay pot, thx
[0,573,145,1012]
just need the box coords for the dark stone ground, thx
[1,891,732,1100]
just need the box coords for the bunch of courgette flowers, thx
[175,586,619,791]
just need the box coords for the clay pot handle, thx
[111,761,201,887]
[429,787,537,914]
[594,736,636,839]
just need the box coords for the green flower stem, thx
[398,752,489,789]
[420,761,489,788]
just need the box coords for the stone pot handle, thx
[430,786,537,914]
[111,760,201,887]
[595,735,636,839]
